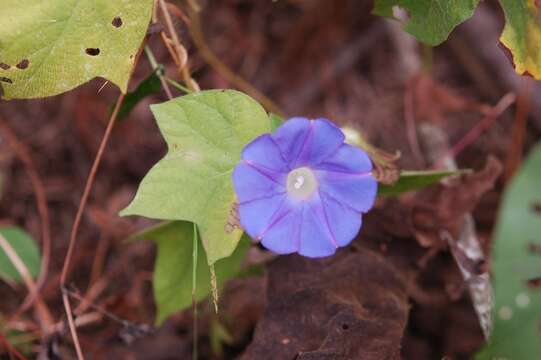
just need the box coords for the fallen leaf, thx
[411,156,502,247]
[242,245,408,360]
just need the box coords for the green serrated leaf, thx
[0,227,40,283]
[133,221,250,325]
[0,0,153,99]
[373,0,481,45]
[499,0,541,80]
[121,89,270,264]
[476,143,541,360]
[378,169,462,196]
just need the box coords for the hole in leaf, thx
[527,277,541,289]
[531,201,541,214]
[0,77,12,84]
[341,324,349,330]
[112,16,123,28]
[0,63,10,70]
[16,59,29,69]
[85,48,100,56]
[528,243,541,255]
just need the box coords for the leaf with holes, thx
[121,90,270,265]
[373,0,481,45]
[499,0,541,80]
[132,221,250,325]
[0,227,41,284]
[0,0,153,99]
[476,143,541,359]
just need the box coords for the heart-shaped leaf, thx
[121,89,270,265]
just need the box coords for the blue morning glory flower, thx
[232,117,377,258]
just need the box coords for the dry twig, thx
[181,2,284,116]
[505,79,532,180]
[0,331,28,360]
[0,120,52,317]
[434,93,516,168]
[158,0,200,92]
[0,233,53,330]
[59,92,125,360]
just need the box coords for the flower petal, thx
[271,117,344,168]
[297,198,338,258]
[260,208,301,254]
[241,134,289,172]
[271,117,310,166]
[314,143,373,173]
[316,171,377,213]
[238,192,288,240]
[296,118,345,167]
[233,162,285,203]
[319,191,363,247]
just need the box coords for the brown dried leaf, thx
[242,245,409,360]
[411,156,503,247]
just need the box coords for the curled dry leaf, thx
[410,156,503,248]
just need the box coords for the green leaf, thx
[133,221,250,325]
[116,70,162,120]
[0,227,40,283]
[210,318,234,357]
[121,89,270,265]
[373,0,481,45]
[373,0,396,17]
[499,0,541,80]
[378,170,462,196]
[0,0,153,99]
[269,113,284,132]
[476,143,541,360]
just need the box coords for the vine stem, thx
[59,92,126,360]
[158,0,199,91]
[178,2,285,117]
[144,45,175,99]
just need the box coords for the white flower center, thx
[286,167,318,200]
[294,176,304,189]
